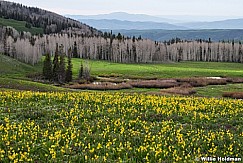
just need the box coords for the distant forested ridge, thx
[107,29,243,42]
[0,1,101,36]
[0,1,242,65]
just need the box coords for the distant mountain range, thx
[178,19,243,29]
[67,12,177,23]
[67,12,243,30]
[79,19,186,30]
[66,12,243,41]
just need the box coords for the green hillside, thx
[0,54,67,91]
[0,17,43,35]
[0,54,40,77]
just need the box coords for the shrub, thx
[79,60,91,80]
[26,72,43,80]
[128,79,179,88]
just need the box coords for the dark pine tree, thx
[65,47,73,82]
[78,61,84,79]
[43,53,52,80]
[25,22,32,29]
[53,43,59,82]
[117,33,123,41]
[178,47,183,62]
[238,41,242,63]
[132,36,137,62]
[73,41,78,58]
[58,44,66,83]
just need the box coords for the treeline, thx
[1,26,243,65]
[0,1,101,35]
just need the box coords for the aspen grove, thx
[0,26,242,65]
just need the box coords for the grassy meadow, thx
[2,54,243,79]
[2,54,243,96]
[71,59,243,79]
[0,17,43,35]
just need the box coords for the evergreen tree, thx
[73,41,78,58]
[53,43,59,82]
[65,47,73,82]
[238,41,242,63]
[43,53,52,80]
[117,33,123,41]
[25,22,31,28]
[178,47,183,62]
[132,36,137,62]
[78,61,84,79]
[58,44,66,83]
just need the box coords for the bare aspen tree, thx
[1,25,243,65]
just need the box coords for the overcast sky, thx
[8,0,243,17]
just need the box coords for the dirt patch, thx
[65,77,243,96]
[96,76,129,83]
[161,83,196,95]
[177,77,228,87]
[226,77,243,83]
[222,92,243,99]
[67,82,132,90]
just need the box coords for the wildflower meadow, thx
[0,91,242,162]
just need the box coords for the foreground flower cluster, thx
[0,91,242,162]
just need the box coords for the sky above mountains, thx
[9,0,243,17]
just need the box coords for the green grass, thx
[0,54,41,78]
[195,84,243,97]
[72,59,243,79]
[0,54,66,91]
[0,17,43,35]
[3,54,243,80]
[0,78,69,92]
[2,54,243,95]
